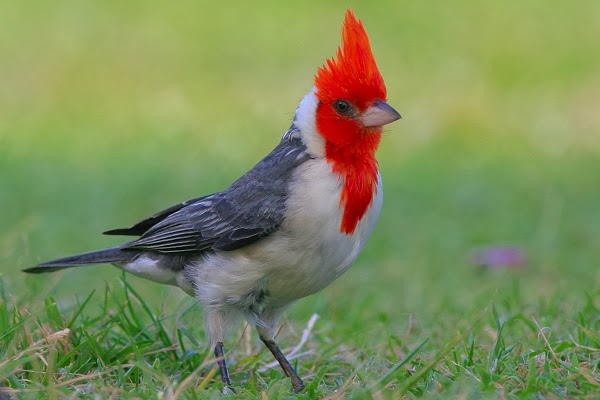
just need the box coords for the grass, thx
[1,0,600,398]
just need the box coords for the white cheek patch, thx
[293,88,326,158]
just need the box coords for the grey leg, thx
[260,337,305,393]
[214,341,237,393]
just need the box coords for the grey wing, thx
[123,192,282,253]
[121,126,310,254]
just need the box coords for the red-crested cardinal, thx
[24,9,401,393]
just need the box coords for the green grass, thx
[2,0,600,398]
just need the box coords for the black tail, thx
[23,246,134,274]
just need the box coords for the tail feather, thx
[23,246,133,274]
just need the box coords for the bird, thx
[23,9,401,393]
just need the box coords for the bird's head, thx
[314,9,400,156]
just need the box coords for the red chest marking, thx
[325,140,380,235]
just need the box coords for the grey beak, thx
[360,99,401,127]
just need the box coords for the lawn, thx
[1,1,600,398]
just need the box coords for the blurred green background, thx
[2,0,600,365]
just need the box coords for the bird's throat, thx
[325,136,380,235]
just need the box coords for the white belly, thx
[191,158,383,309]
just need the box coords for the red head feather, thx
[314,9,388,235]
[315,9,387,115]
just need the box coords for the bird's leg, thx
[214,341,237,394]
[260,337,305,393]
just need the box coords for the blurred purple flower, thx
[471,245,525,269]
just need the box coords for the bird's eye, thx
[333,99,352,116]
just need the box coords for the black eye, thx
[333,99,352,115]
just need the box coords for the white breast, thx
[269,158,383,301]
